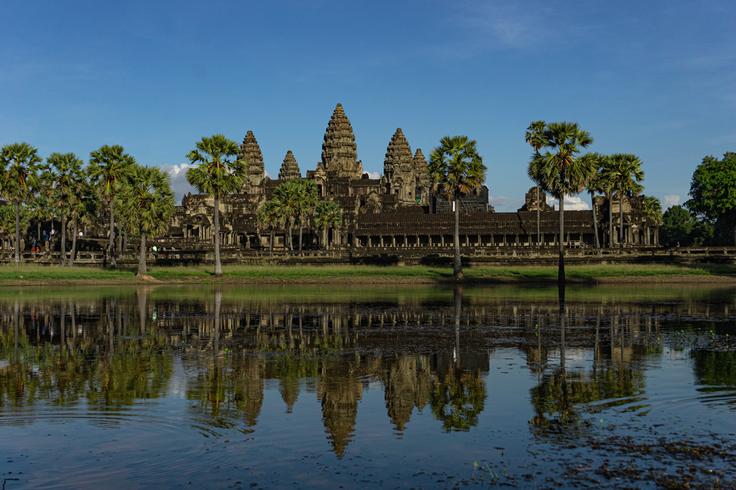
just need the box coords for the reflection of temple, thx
[2,289,719,457]
[167,103,659,255]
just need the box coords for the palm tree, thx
[527,122,593,290]
[429,136,486,281]
[88,145,136,267]
[257,199,285,256]
[525,121,547,245]
[295,180,319,252]
[314,200,342,250]
[604,154,644,248]
[118,165,175,276]
[186,134,244,276]
[0,143,42,264]
[273,180,315,253]
[641,196,662,246]
[579,153,607,251]
[596,159,617,248]
[46,152,85,265]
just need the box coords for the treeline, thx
[0,143,174,275]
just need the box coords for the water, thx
[1,285,735,488]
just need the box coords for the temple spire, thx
[384,128,413,179]
[239,130,265,192]
[278,150,301,181]
[320,103,362,178]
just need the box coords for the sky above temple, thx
[1,0,734,211]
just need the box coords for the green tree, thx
[641,195,662,246]
[0,143,42,264]
[314,200,342,250]
[89,145,136,267]
[68,170,97,265]
[661,205,713,247]
[686,152,736,245]
[525,120,547,245]
[604,154,644,248]
[186,134,244,276]
[118,165,175,276]
[45,152,85,265]
[527,122,592,289]
[429,136,486,281]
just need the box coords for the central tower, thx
[320,103,363,179]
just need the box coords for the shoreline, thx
[0,263,735,287]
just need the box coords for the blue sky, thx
[1,0,734,211]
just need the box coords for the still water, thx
[1,285,735,488]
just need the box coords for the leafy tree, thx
[0,204,31,244]
[0,143,42,264]
[604,154,644,248]
[527,122,592,289]
[186,135,244,276]
[525,120,547,244]
[45,152,85,265]
[89,145,136,267]
[68,170,98,265]
[429,135,486,281]
[661,205,713,247]
[118,165,175,276]
[314,200,342,250]
[686,152,736,245]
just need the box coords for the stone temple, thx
[167,103,659,257]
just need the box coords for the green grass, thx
[0,262,734,285]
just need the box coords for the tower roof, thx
[278,150,301,181]
[239,130,265,191]
[321,103,361,178]
[413,148,428,172]
[384,128,413,177]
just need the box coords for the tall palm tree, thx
[0,143,42,264]
[314,200,342,250]
[186,134,244,276]
[88,145,136,267]
[68,172,97,265]
[527,122,593,290]
[596,159,617,248]
[604,154,644,248]
[45,152,85,265]
[578,153,607,251]
[295,180,318,252]
[525,120,547,245]
[118,165,175,276]
[429,136,486,281]
[273,180,315,252]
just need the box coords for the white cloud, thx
[162,163,196,203]
[366,171,380,179]
[546,195,590,211]
[664,194,681,208]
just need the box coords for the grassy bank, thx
[0,263,735,286]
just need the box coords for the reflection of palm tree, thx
[430,365,486,431]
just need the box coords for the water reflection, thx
[0,285,735,461]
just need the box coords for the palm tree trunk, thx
[607,192,613,248]
[70,218,78,266]
[61,214,67,266]
[14,202,21,265]
[453,194,462,281]
[287,223,294,252]
[36,222,41,242]
[558,194,565,297]
[269,229,274,256]
[137,229,147,276]
[298,225,303,253]
[619,191,624,249]
[536,204,540,246]
[323,225,328,250]
[213,193,222,276]
[590,191,600,250]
